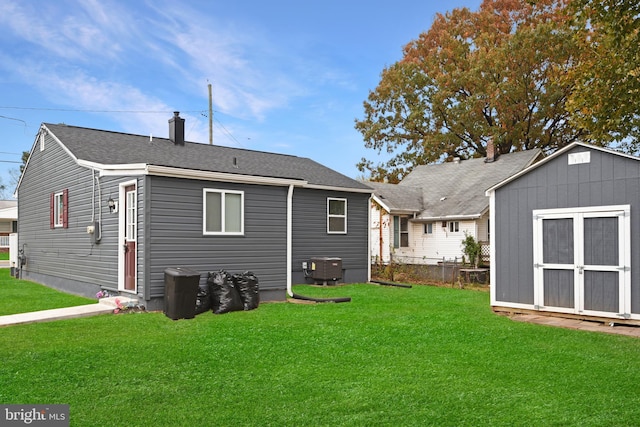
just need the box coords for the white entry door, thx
[533,205,630,319]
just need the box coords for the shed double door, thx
[533,206,630,319]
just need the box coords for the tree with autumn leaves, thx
[568,0,640,149]
[356,0,640,182]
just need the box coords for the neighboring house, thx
[16,113,372,310]
[368,145,542,265]
[487,142,640,323]
[0,200,17,252]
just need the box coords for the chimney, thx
[169,111,185,145]
[485,138,498,163]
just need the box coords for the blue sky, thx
[0,0,481,198]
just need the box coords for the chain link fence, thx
[371,255,489,286]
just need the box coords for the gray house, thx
[487,142,639,324]
[16,113,372,310]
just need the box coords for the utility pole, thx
[208,83,213,145]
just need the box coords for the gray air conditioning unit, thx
[309,257,342,285]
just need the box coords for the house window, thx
[424,223,433,234]
[50,189,68,229]
[203,189,244,235]
[126,189,137,241]
[448,221,459,233]
[393,216,409,248]
[327,198,347,233]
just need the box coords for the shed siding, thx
[494,146,640,314]
[146,176,288,299]
[291,188,369,284]
[17,131,137,297]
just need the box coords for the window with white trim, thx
[50,189,68,229]
[424,222,433,234]
[448,221,460,233]
[393,216,409,248]
[327,198,347,233]
[126,189,137,241]
[203,189,244,235]
[54,192,64,227]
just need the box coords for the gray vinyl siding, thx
[18,138,367,302]
[494,146,640,314]
[291,188,369,284]
[17,132,135,297]
[145,176,288,299]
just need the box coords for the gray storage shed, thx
[486,142,639,323]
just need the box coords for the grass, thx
[2,271,640,426]
[0,269,94,315]
[0,252,8,260]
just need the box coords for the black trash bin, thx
[164,267,201,320]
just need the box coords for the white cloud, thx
[143,4,309,120]
[0,0,352,143]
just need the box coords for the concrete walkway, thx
[510,313,640,338]
[0,296,137,327]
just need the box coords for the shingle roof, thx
[44,123,371,191]
[365,181,423,212]
[367,149,542,219]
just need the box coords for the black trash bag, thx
[233,271,260,311]
[194,284,211,315]
[207,270,243,314]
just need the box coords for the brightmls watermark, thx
[1,405,69,426]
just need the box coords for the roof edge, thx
[147,165,307,187]
[485,142,638,196]
[413,213,484,222]
[302,183,374,194]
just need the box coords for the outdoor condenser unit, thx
[309,257,342,285]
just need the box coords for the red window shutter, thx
[50,192,54,229]
[62,189,69,228]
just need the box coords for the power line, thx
[0,106,206,114]
[1,105,252,148]
[0,115,27,126]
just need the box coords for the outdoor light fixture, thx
[107,197,117,213]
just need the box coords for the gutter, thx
[411,214,484,222]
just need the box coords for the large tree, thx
[356,0,590,182]
[567,0,640,150]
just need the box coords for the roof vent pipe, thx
[169,111,185,145]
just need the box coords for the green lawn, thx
[0,269,94,315]
[0,252,8,261]
[1,271,640,426]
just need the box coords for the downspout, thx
[378,206,383,265]
[286,184,294,297]
[368,195,372,282]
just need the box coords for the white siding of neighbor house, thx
[398,219,476,264]
[476,211,490,242]
[370,203,484,265]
